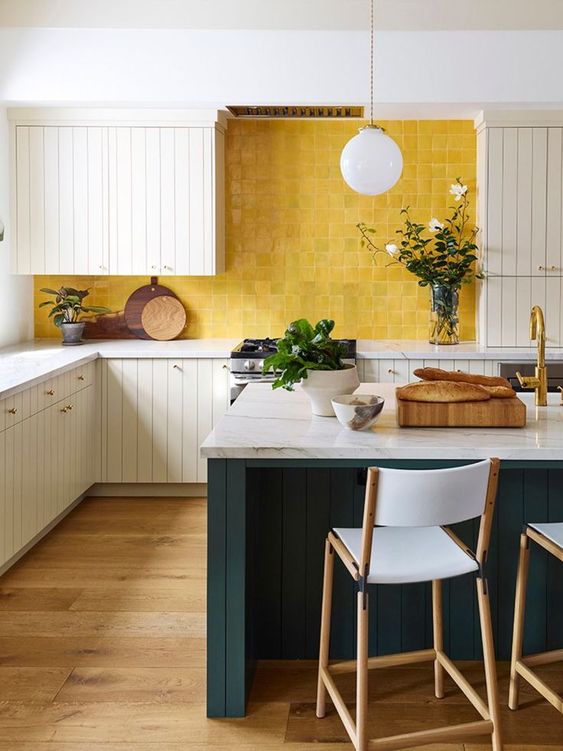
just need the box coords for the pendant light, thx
[340,0,403,195]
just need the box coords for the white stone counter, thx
[0,339,237,399]
[201,382,563,461]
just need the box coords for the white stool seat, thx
[333,526,479,584]
[528,522,563,550]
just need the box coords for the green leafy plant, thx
[39,287,111,327]
[357,178,482,288]
[263,318,348,391]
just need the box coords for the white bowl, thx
[331,394,385,431]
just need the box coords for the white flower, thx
[385,243,399,256]
[428,217,444,232]
[450,183,468,201]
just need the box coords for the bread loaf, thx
[480,385,516,399]
[413,367,511,389]
[396,380,491,403]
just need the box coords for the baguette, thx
[480,385,516,399]
[396,380,491,403]
[413,367,511,389]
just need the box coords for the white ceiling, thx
[0,0,562,31]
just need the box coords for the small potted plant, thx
[263,318,359,416]
[39,286,111,345]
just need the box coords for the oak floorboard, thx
[0,611,206,638]
[68,587,206,612]
[55,666,207,703]
[0,636,205,667]
[0,566,205,589]
[0,587,83,611]
[0,667,72,703]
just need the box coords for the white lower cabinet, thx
[0,373,96,570]
[101,358,229,484]
[358,358,500,383]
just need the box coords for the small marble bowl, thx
[331,394,385,431]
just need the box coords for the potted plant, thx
[39,286,111,345]
[358,178,482,345]
[263,318,359,416]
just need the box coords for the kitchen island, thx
[202,382,563,717]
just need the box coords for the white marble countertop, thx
[1,336,562,401]
[0,339,238,399]
[356,340,563,360]
[201,382,563,461]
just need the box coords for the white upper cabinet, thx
[9,109,226,276]
[476,111,563,346]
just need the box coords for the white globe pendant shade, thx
[340,126,403,195]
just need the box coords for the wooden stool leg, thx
[356,589,369,751]
[316,538,334,719]
[477,576,503,751]
[432,579,445,699]
[509,532,531,710]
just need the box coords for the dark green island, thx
[201,383,563,717]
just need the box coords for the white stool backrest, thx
[373,460,493,528]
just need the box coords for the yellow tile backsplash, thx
[35,119,477,340]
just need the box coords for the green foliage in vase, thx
[263,318,348,391]
[39,286,111,327]
[358,178,482,288]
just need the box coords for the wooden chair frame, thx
[509,525,563,713]
[316,458,502,751]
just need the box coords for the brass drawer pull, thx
[66,404,73,410]
[78,375,85,381]
[60,406,68,413]
[388,369,397,375]
[538,264,558,271]
[8,407,17,415]
[47,389,55,396]
[173,364,182,370]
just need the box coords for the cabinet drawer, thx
[1,390,30,428]
[69,361,95,392]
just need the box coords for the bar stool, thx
[316,459,502,751]
[509,522,563,713]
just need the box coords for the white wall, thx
[0,29,562,117]
[0,108,33,347]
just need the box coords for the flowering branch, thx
[358,178,483,287]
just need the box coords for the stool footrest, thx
[367,719,493,751]
[521,648,563,667]
[318,666,357,745]
[515,660,563,712]
[436,651,490,719]
[328,648,435,675]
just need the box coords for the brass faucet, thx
[516,305,548,406]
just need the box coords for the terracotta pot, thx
[301,364,360,416]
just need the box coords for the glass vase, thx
[429,284,460,345]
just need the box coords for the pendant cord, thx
[370,0,374,125]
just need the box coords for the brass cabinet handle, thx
[60,407,68,413]
[77,375,85,381]
[173,364,182,370]
[388,368,397,375]
[538,264,558,271]
[8,407,17,414]
[66,404,73,410]
[47,389,55,396]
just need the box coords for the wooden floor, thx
[0,497,561,750]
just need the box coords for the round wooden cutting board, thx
[124,280,180,340]
[141,295,187,341]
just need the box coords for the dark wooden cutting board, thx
[124,278,178,340]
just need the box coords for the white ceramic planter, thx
[301,364,360,416]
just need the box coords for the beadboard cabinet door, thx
[477,114,563,346]
[101,358,229,484]
[107,126,224,276]
[13,125,109,275]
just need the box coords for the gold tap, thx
[516,305,548,406]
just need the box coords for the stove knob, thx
[243,360,256,371]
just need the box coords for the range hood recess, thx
[227,105,364,119]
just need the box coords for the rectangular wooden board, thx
[397,396,527,428]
